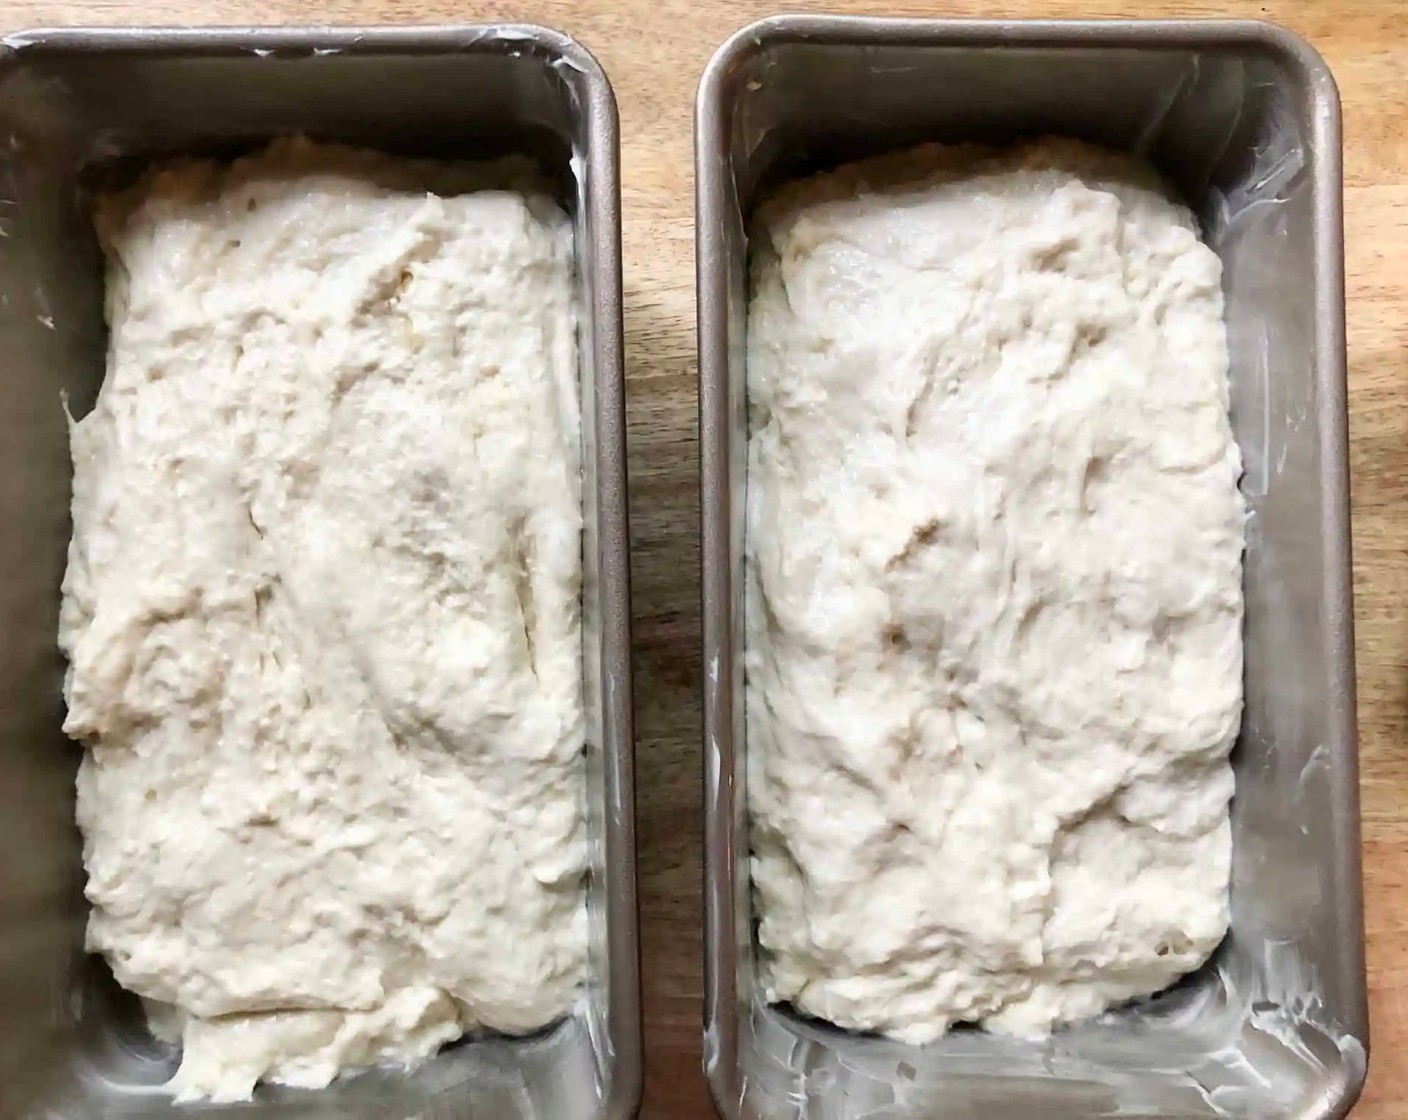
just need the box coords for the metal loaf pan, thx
[0,24,638,1120]
[698,17,1365,1120]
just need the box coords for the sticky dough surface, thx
[745,140,1245,1041]
[61,139,585,1100]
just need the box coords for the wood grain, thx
[3,2,1403,1116]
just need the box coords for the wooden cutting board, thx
[6,1,1404,1116]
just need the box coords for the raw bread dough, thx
[745,140,1245,1042]
[60,139,586,1101]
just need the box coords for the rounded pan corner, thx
[698,15,785,86]
[1312,1038,1369,1120]
[520,25,619,121]
[601,1055,644,1120]
[1184,21,1343,176]
[696,13,809,127]
[0,39,21,87]
[0,25,56,50]
[704,1056,740,1120]
[1229,19,1341,110]
[0,24,106,67]
[696,12,908,117]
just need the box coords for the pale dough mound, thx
[60,139,585,1100]
[745,140,1245,1042]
